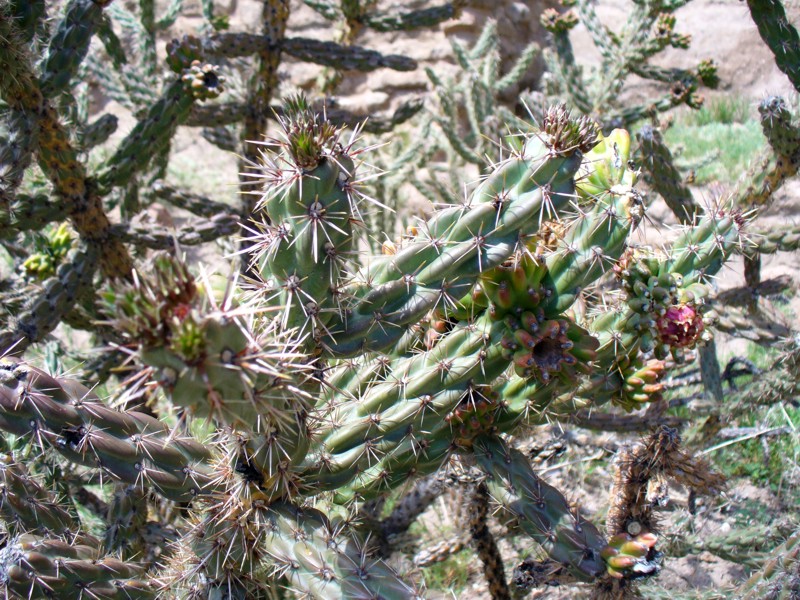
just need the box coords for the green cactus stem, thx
[150,180,239,219]
[104,484,149,560]
[0,359,215,501]
[319,107,600,355]
[759,95,800,157]
[207,33,416,72]
[669,523,793,568]
[78,113,118,150]
[96,62,225,194]
[380,475,445,540]
[734,96,800,210]
[0,111,37,205]
[542,9,592,114]
[106,252,313,502]
[473,436,607,582]
[752,224,800,254]
[735,530,800,599]
[165,500,423,599]
[247,94,359,348]
[0,533,155,599]
[1,192,70,234]
[0,243,97,355]
[301,128,645,496]
[39,0,107,97]
[746,0,800,92]
[110,213,240,250]
[96,11,127,68]
[0,454,77,537]
[7,0,46,44]
[583,203,744,366]
[636,124,700,223]
[361,2,463,31]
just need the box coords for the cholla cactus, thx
[12,2,800,598]
[0,90,749,598]
[0,1,455,358]
[539,0,717,127]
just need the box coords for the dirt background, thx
[109,1,800,597]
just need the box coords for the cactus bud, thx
[656,303,704,349]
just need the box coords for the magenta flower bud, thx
[656,303,704,348]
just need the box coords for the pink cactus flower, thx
[656,304,704,348]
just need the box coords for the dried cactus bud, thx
[500,314,598,384]
[670,79,695,105]
[538,104,600,156]
[181,61,225,100]
[653,13,676,41]
[540,8,578,34]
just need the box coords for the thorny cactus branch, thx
[473,436,607,582]
[747,0,800,92]
[0,11,132,279]
[240,0,291,216]
[469,481,511,600]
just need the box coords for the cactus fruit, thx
[655,303,705,349]
[600,532,660,579]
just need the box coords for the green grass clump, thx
[419,549,473,594]
[702,344,800,501]
[663,117,763,185]
[710,402,800,496]
[684,96,752,126]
